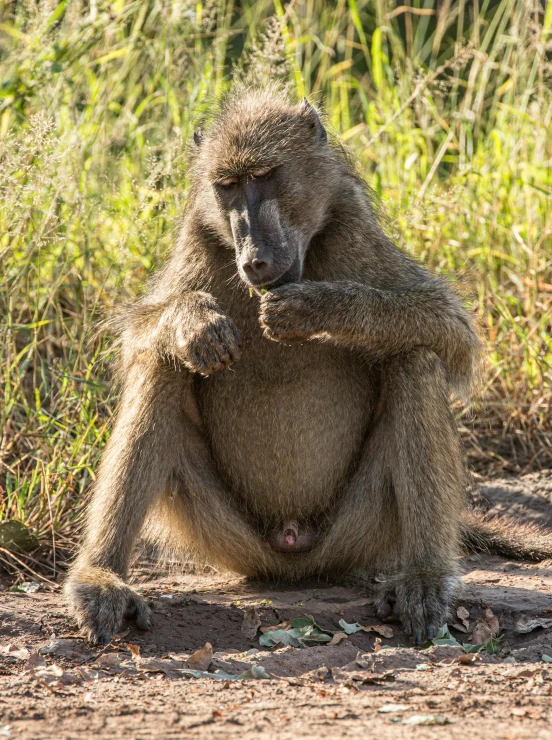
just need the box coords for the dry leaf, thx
[186,642,213,671]
[378,704,410,713]
[38,639,85,659]
[138,657,182,677]
[126,643,141,659]
[515,615,552,634]
[75,667,102,682]
[471,621,492,646]
[360,670,395,684]
[241,607,261,639]
[26,653,47,669]
[363,625,394,638]
[34,663,83,687]
[0,644,30,661]
[328,632,348,646]
[516,669,540,678]
[260,621,291,634]
[91,652,134,674]
[456,606,470,630]
[451,622,469,633]
[456,654,478,665]
[403,715,453,726]
[483,608,500,635]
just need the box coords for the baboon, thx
[65,87,551,646]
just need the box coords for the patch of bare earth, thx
[1,473,552,739]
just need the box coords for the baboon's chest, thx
[196,339,374,519]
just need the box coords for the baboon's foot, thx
[64,567,151,645]
[267,520,318,553]
[375,571,460,645]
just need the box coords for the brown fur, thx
[64,86,549,646]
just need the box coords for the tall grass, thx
[1,0,551,574]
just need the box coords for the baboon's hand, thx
[259,283,329,343]
[376,571,461,645]
[175,311,241,375]
[64,567,151,645]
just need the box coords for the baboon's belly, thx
[197,349,373,521]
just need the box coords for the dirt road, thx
[1,474,551,739]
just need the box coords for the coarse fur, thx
[65,85,551,646]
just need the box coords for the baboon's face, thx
[202,98,330,289]
[213,166,307,288]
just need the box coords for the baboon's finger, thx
[213,323,241,365]
[187,342,222,375]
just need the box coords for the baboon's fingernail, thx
[427,628,435,640]
[415,629,423,645]
[102,634,111,645]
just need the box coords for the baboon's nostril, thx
[243,258,269,277]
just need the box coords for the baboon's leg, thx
[65,358,268,643]
[317,347,465,642]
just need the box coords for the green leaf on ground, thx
[338,620,362,635]
[10,581,41,594]
[339,619,394,638]
[420,624,503,655]
[259,616,334,648]
[419,624,463,649]
[0,521,39,553]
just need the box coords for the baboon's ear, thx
[299,97,327,145]
[193,128,203,146]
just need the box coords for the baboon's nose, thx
[242,257,272,284]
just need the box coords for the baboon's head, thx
[194,89,335,289]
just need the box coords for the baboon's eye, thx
[251,167,273,180]
[217,176,239,188]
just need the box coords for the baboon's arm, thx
[260,278,481,396]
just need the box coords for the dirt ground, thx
[1,473,552,739]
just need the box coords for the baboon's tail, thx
[462,511,552,562]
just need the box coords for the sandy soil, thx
[1,473,551,739]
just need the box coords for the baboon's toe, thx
[126,592,152,631]
[374,584,395,620]
[64,567,151,644]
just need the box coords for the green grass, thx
[1,0,551,574]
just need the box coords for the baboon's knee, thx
[396,346,446,380]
